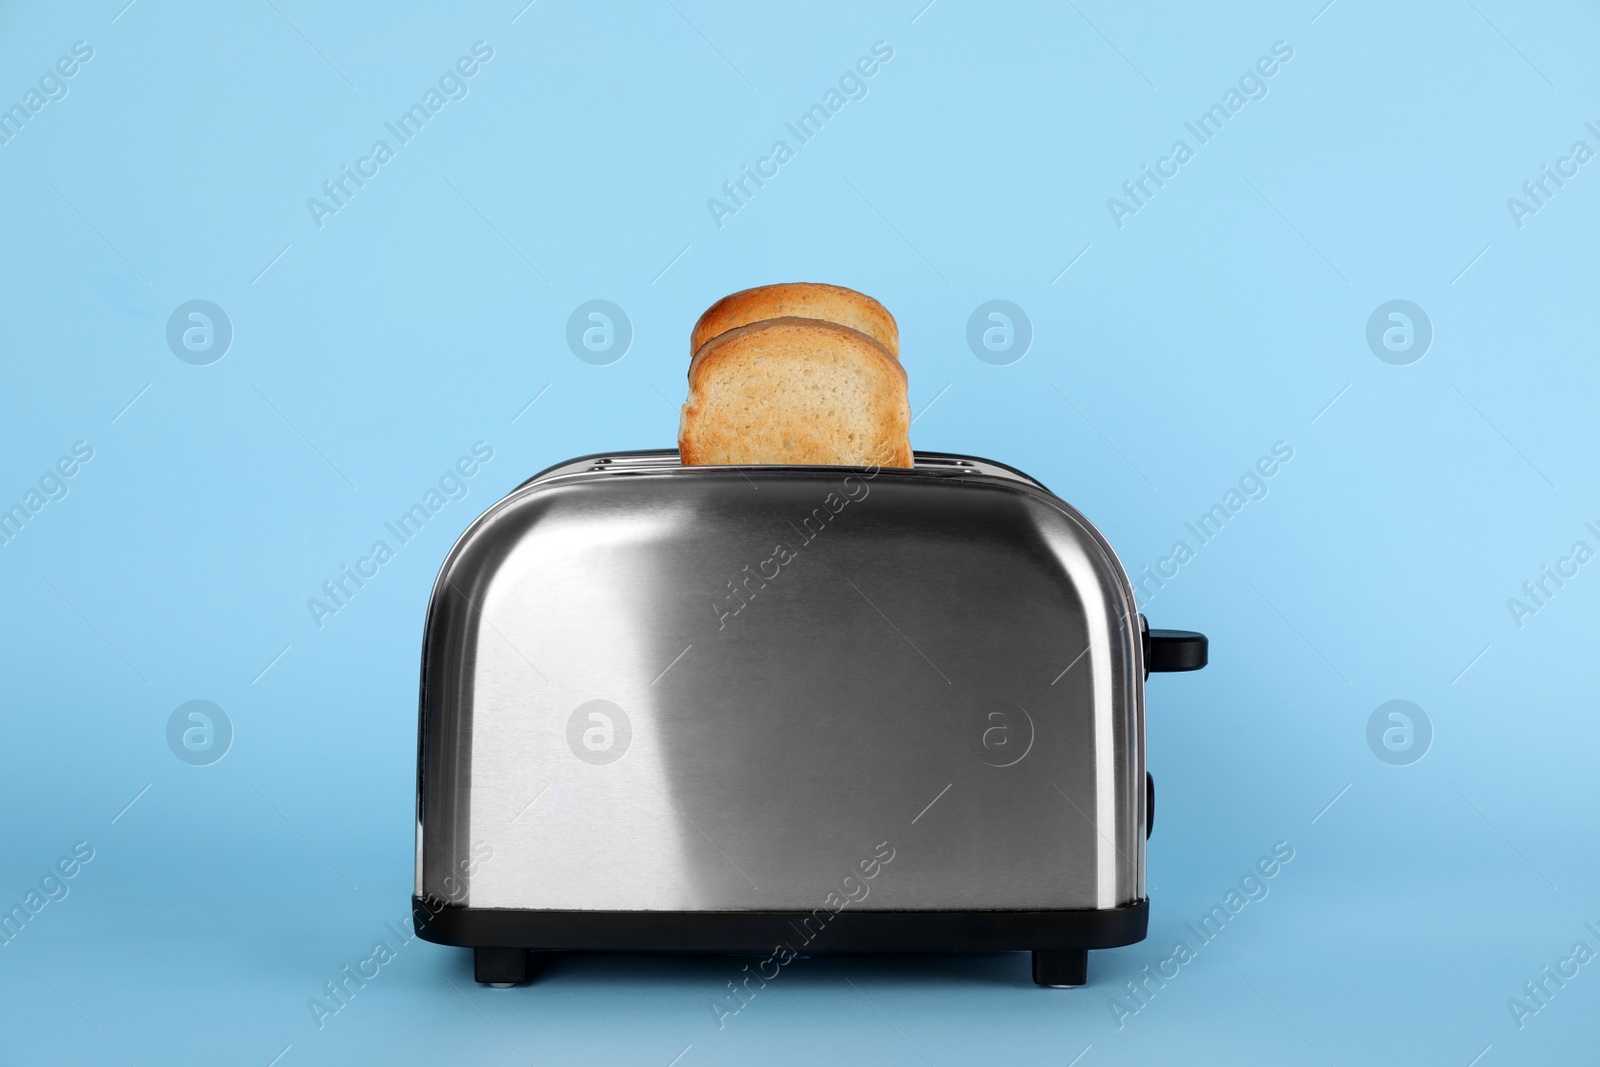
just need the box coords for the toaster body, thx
[413,451,1205,987]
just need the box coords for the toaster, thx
[412,450,1206,989]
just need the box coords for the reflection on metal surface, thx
[417,452,1145,912]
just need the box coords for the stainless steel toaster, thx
[413,450,1205,988]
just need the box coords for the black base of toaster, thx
[413,897,1147,988]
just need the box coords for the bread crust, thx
[680,318,912,468]
[690,283,900,359]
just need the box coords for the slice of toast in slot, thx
[690,282,900,360]
[679,317,912,468]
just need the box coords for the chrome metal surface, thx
[417,451,1145,912]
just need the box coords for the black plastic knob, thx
[1146,629,1208,673]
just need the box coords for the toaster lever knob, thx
[1145,629,1208,672]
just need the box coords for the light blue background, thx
[2,0,1597,1063]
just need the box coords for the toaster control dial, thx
[1146,772,1155,839]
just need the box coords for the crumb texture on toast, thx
[679,318,912,468]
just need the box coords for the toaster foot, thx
[1032,949,1087,988]
[474,947,530,986]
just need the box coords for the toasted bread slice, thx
[691,283,899,359]
[679,318,912,468]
